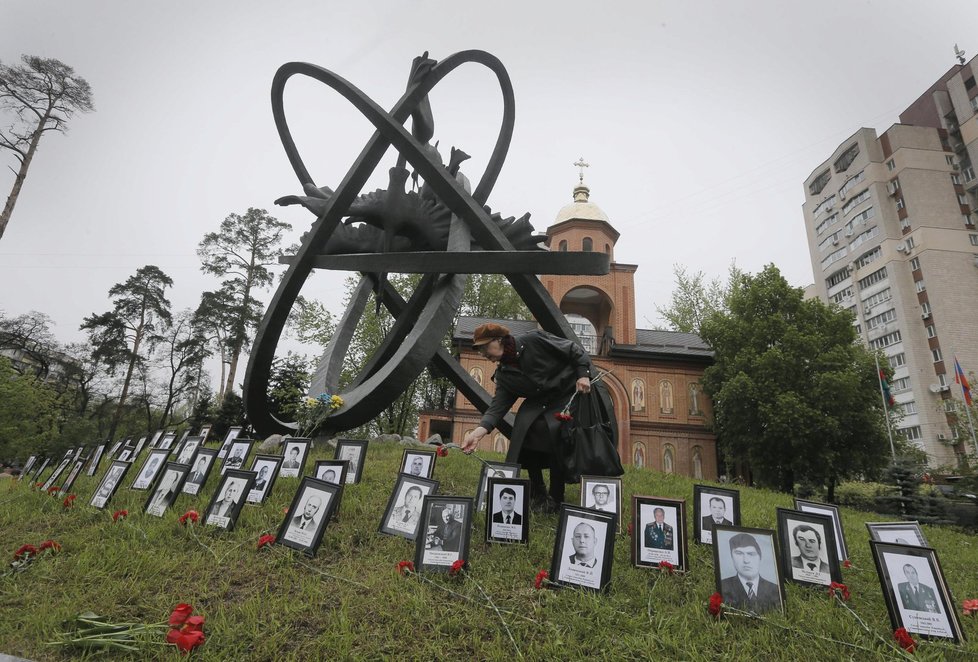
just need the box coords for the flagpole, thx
[952,352,978,459]
[875,354,897,461]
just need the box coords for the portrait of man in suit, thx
[898,563,941,613]
[187,457,209,485]
[290,494,323,532]
[588,483,612,512]
[567,522,599,568]
[719,532,782,614]
[282,446,301,470]
[790,523,830,582]
[208,480,241,521]
[135,456,161,489]
[224,446,246,471]
[491,487,522,525]
[703,497,733,531]
[253,465,271,492]
[92,465,124,507]
[430,505,462,552]
[644,507,674,550]
[147,469,181,515]
[390,485,422,531]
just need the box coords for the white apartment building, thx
[802,56,978,468]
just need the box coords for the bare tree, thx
[0,55,94,240]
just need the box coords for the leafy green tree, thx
[151,310,211,430]
[211,391,246,442]
[700,264,890,499]
[267,352,311,423]
[0,310,58,378]
[80,265,173,442]
[0,55,94,240]
[197,208,291,398]
[0,357,61,462]
[655,263,741,333]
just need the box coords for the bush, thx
[834,481,897,512]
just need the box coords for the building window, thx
[858,266,887,289]
[813,195,837,217]
[895,199,905,211]
[902,426,922,441]
[842,189,871,215]
[825,267,851,289]
[947,155,956,165]
[939,373,949,387]
[886,159,896,171]
[831,287,853,304]
[582,237,593,252]
[952,173,962,185]
[839,170,866,197]
[855,247,881,269]
[902,401,917,415]
[809,169,831,196]
[558,240,567,252]
[915,279,925,293]
[900,216,911,230]
[926,325,936,338]
[905,236,915,249]
[893,376,911,392]
[870,330,902,349]
[910,257,920,271]
[970,234,978,246]
[850,226,879,250]
[834,143,860,172]
[862,287,891,309]
[662,444,675,474]
[932,348,943,362]
[958,194,969,205]
[966,215,975,227]
[921,301,931,315]
[888,352,906,369]
[692,446,703,479]
[604,243,610,253]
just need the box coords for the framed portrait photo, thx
[20,455,38,480]
[400,448,437,480]
[116,444,134,462]
[131,448,170,490]
[221,439,254,475]
[147,430,164,448]
[40,456,73,492]
[776,508,841,587]
[794,498,848,563]
[713,526,786,615]
[475,461,521,512]
[90,460,132,510]
[182,447,217,495]
[632,496,688,572]
[485,477,530,545]
[175,436,203,465]
[131,436,147,459]
[59,460,86,496]
[276,477,341,556]
[415,496,474,573]
[197,424,212,444]
[29,457,51,485]
[379,474,440,541]
[581,476,622,531]
[279,438,312,478]
[216,426,243,459]
[157,432,177,451]
[106,440,123,459]
[550,505,616,592]
[204,469,256,531]
[144,462,190,517]
[314,460,349,486]
[85,444,106,477]
[334,439,368,484]
[246,455,283,504]
[870,541,964,643]
[693,485,741,545]
[866,521,928,547]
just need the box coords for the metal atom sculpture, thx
[243,50,610,437]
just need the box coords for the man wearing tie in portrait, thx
[567,522,598,568]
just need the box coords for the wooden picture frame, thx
[182,447,217,495]
[221,439,254,475]
[90,460,132,510]
[216,426,243,458]
[59,460,86,496]
[866,521,928,547]
[85,445,106,477]
[144,462,190,517]
[279,437,312,479]
[400,448,437,479]
[40,456,73,492]
[247,455,284,504]
[131,448,170,490]
[175,436,203,465]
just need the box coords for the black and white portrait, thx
[40,457,71,492]
[335,440,367,484]
[401,449,436,479]
[145,464,188,517]
[475,461,520,512]
[778,509,836,587]
[416,497,474,573]
[157,432,177,450]
[182,448,216,495]
[205,470,255,530]
[279,439,311,478]
[866,521,928,547]
[275,477,341,556]
[60,460,85,496]
[197,424,212,444]
[487,479,529,544]
[314,460,348,486]
[132,449,169,490]
[713,527,784,615]
[176,436,202,465]
[693,485,740,545]
[221,440,252,475]
[86,445,106,476]
[555,513,613,591]
[247,456,283,503]
[794,499,848,563]
[379,474,439,540]
[90,461,130,509]
[217,426,243,459]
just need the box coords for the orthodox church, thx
[417,176,718,479]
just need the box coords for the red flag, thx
[954,357,973,407]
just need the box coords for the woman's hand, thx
[461,426,488,453]
[576,377,591,394]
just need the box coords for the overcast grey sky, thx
[2,0,975,366]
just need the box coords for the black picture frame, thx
[85,444,106,477]
[776,508,841,587]
[693,484,741,545]
[415,495,474,573]
[400,448,437,479]
[550,504,616,592]
[131,448,170,491]
[276,476,342,556]
[197,424,212,444]
[19,455,38,480]
[144,462,190,517]
[314,459,349,486]
[334,439,368,484]
[131,436,147,460]
[157,432,177,451]
[106,440,123,459]
[217,426,243,458]
[116,442,134,462]
[485,477,530,545]
[581,476,623,531]
[59,460,86,496]
[475,461,521,512]
[90,460,132,510]
[379,473,440,540]
[866,521,929,547]
[40,456,73,492]
[870,541,965,643]
[29,457,51,485]
[174,436,203,465]
[147,430,164,448]
[182,447,217,495]
[247,455,284,504]
[712,525,786,615]
[632,495,689,572]
[794,498,849,563]
[221,439,254,475]
[279,437,312,479]
[204,469,256,531]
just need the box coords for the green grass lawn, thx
[2,441,977,660]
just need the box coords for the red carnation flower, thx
[113,509,128,522]
[34,482,43,488]
[257,534,276,550]
[169,603,194,627]
[13,544,38,561]
[183,615,205,632]
[437,446,449,457]
[47,486,60,495]
[62,494,76,509]
[38,539,61,554]
[828,582,850,602]
[448,559,467,577]
[554,412,573,422]
[179,510,199,526]
[396,560,415,575]
[659,560,675,574]
[893,627,916,653]
[534,569,549,590]
[708,592,724,617]
[843,559,852,569]
[963,598,978,616]
[166,616,206,654]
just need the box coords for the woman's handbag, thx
[560,384,623,483]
